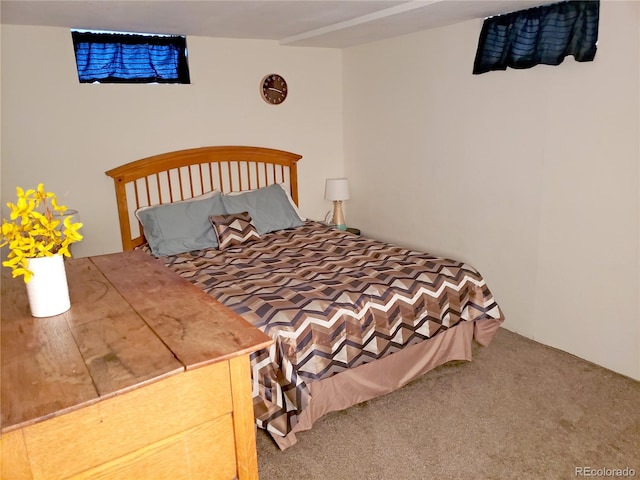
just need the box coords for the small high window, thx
[473,0,599,75]
[71,30,190,84]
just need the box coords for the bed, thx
[106,145,504,450]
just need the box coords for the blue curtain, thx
[72,31,190,83]
[473,0,599,75]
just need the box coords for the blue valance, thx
[72,31,190,84]
[473,0,599,75]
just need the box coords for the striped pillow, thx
[209,212,260,251]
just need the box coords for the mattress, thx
[155,221,504,439]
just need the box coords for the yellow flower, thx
[63,216,83,242]
[0,184,83,282]
[51,196,67,214]
[8,197,36,226]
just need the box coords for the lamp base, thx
[332,201,346,230]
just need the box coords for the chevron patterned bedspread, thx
[158,221,504,438]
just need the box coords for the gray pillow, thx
[135,192,226,256]
[221,184,304,235]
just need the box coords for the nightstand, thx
[346,227,361,235]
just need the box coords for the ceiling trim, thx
[280,0,440,46]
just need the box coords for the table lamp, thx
[324,178,350,230]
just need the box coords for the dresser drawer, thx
[68,414,237,480]
[20,362,232,480]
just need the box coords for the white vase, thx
[26,254,71,317]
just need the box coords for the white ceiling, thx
[0,0,548,48]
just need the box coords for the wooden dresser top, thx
[1,250,272,433]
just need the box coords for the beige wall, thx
[1,26,344,257]
[343,1,640,379]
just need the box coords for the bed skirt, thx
[270,318,503,449]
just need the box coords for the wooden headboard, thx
[106,146,303,251]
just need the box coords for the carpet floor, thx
[256,328,640,480]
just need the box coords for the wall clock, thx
[260,74,288,105]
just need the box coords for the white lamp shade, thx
[324,178,350,201]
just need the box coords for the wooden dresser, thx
[1,250,272,480]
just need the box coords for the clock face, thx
[261,74,288,105]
